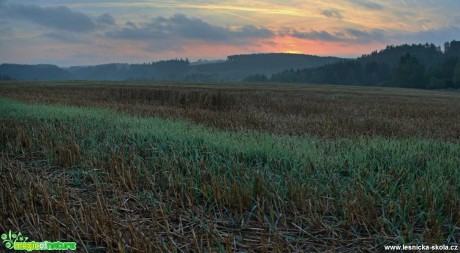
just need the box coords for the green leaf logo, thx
[1,230,28,249]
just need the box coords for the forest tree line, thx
[0,54,341,82]
[245,41,460,89]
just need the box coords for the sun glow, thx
[285,50,302,54]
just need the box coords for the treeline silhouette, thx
[248,41,460,89]
[0,54,341,82]
[192,53,341,81]
[2,42,460,89]
[0,64,71,81]
[0,74,15,81]
[66,59,191,81]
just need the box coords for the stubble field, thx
[0,81,459,252]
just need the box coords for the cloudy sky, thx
[1,0,459,66]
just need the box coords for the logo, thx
[1,230,76,252]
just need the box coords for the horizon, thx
[1,51,355,68]
[0,43,449,68]
[1,0,459,66]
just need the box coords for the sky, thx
[0,0,459,66]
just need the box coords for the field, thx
[0,81,459,252]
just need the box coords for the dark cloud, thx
[347,0,383,10]
[321,9,343,19]
[233,25,274,39]
[290,28,385,43]
[106,14,274,43]
[291,30,344,42]
[5,4,96,32]
[97,13,115,26]
[292,26,460,45]
[345,28,367,37]
[345,28,384,42]
[45,32,85,43]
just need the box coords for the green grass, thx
[1,97,459,251]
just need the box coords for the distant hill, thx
[190,53,343,81]
[264,41,460,89]
[357,43,445,67]
[0,53,343,82]
[0,64,72,81]
[2,42,460,89]
[65,60,192,81]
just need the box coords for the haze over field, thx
[1,0,460,66]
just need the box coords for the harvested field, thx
[0,81,459,252]
[1,81,459,140]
